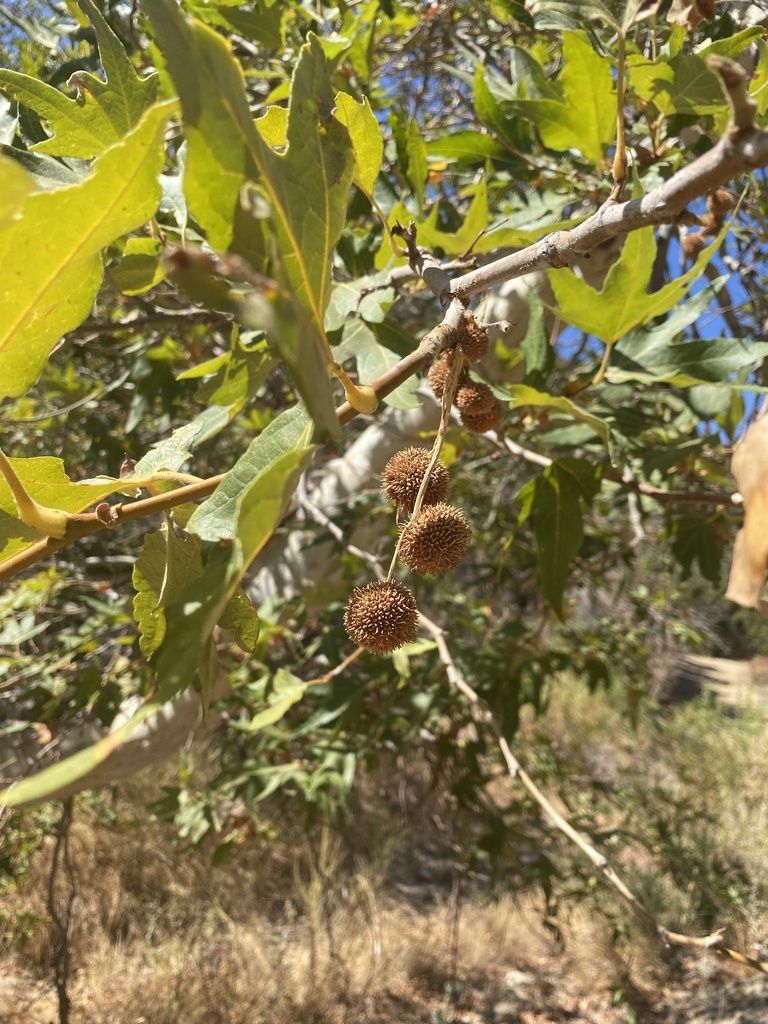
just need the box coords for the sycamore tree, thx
[3,0,768,970]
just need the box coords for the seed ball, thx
[399,503,472,576]
[343,579,419,654]
[707,189,734,218]
[427,354,468,399]
[460,399,504,434]
[456,311,489,363]
[381,447,449,514]
[455,381,497,416]
[681,232,706,261]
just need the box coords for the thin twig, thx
[449,58,764,300]
[417,613,768,977]
[47,798,76,1024]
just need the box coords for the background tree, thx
[2,0,768,979]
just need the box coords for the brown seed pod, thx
[399,503,472,576]
[455,381,497,416]
[456,310,489,363]
[681,232,707,261]
[427,353,468,399]
[381,447,449,514]
[707,188,734,218]
[460,399,504,434]
[343,580,419,654]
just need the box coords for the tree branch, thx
[449,58,764,300]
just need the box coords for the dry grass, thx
[0,803,555,1024]
[3,677,768,1023]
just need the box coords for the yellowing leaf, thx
[334,93,383,196]
[0,458,125,563]
[0,0,158,158]
[0,101,173,399]
[726,416,768,608]
[145,0,354,439]
[530,33,615,165]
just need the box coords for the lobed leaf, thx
[145,0,356,439]
[0,101,173,399]
[0,0,158,158]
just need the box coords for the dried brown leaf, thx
[667,0,717,30]
[726,416,768,607]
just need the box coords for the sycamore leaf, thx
[334,94,383,196]
[726,416,768,608]
[187,404,314,542]
[610,335,768,388]
[0,0,158,158]
[0,101,173,399]
[334,320,419,409]
[529,0,659,30]
[530,460,595,618]
[111,236,165,295]
[0,693,167,808]
[504,384,609,441]
[414,179,490,256]
[0,459,125,564]
[132,524,204,658]
[238,669,307,733]
[0,156,32,232]
[629,52,724,117]
[145,0,353,439]
[528,33,615,166]
[426,131,511,165]
[549,226,724,344]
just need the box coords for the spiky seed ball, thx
[427,354,468,399]
[455,381,497,416]
[707,189,734,217]
[456,311,489,363]
[381,447,449,514]
[399,503,472,576]
[460,399,504,434]
[681,232,706,261]
[343,580,419,654]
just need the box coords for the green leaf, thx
[426,131,511,165]
[629,53,724,118]
[145,0,353,439]
[0,155,33,232]
[521,291,555,389]
[610,335,768,388]
[549,227,724,345]
[132,524,204,658]
[187,404,314,542]
[218,589,261,653]
[413,178,490,257]
[0,693,168,808]
[406,118,427,210]
[530,33,615,165]
[0,145,87,190]
[334,93,383,195]
[239,669,307,732]
[0,0,158,158]
[192,333,275,418]
[111,236,165,295]
[533,461,589,618]
[0,458,127,564]
[504,384,609,442]
[0,101,173,399]
[334,320,419,409]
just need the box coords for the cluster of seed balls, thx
[342,312,499,656]
[681,189,735,261]
[426,310,504,434]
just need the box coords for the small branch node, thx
[708,55,757,135]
